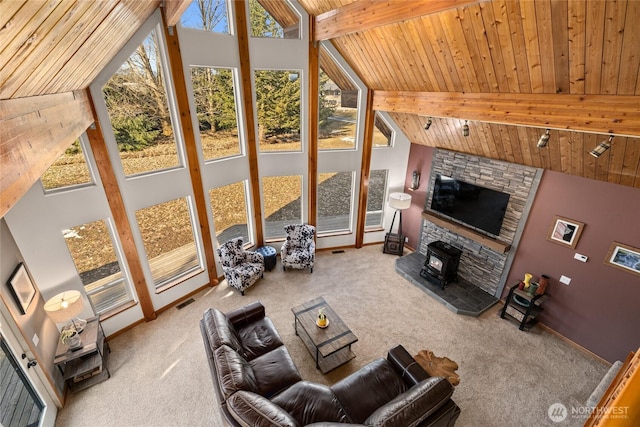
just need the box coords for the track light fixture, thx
[590,135,614,158]
[424,117,433,130]
[537,129,550,148]
[462,120,469,137]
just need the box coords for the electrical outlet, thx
[404,236,409,243]
[560,275,571,285]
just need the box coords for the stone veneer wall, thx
[420,149,540,296]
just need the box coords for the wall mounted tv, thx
[429,174,510,237]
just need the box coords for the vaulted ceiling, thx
[299,0,640,188]
[1,0,639,193]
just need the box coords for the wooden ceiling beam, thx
[373,91,640,138]
[0,91,93,218]
[162,0,191,27]
[314,0,481,42]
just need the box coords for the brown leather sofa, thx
[200,301,460,427]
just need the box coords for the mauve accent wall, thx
[506,170,640,363]
[403,144,433,250]
[402,144,640,363]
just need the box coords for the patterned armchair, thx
[281,224,316,273]
[216,238,264,295]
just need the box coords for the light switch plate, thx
[560,275,571,285]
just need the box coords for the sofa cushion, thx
[250,346,302,398]
[213,344,258,400]
[237,316,285,360]
[203,308,244,356]
[227,391,300,427]
[272,381,349,425]
[364,377,454,427]
[332,358,407,424]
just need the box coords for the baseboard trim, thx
[497,299,611,366]
[536,322,611,366]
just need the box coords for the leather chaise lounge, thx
[200,301,460,426]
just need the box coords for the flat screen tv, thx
[429,174,510,237]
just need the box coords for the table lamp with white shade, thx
[44,290,87,334]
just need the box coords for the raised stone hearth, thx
[396,252,498,316]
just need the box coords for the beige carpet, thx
[55,244,609,427]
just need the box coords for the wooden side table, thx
[500,284,549,331]
[54,316,110,392]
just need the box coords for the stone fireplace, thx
[419,149,541,297]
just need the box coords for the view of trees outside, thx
[103,29,180,176]
[180,0,229,33]
[191,66,241,160]
[44,1,391,308]
[255,69,302,151]
[249,0,299,39]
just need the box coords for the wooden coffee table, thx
[291,296,358,373]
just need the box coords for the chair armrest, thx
[245,251,264,264]
[387,344,429,386]
[364,377,454,427]
[226,302,266,327]
[227,391,299,427]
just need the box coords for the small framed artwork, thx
[547,215,585,249]
[7,263,36,315]
[604,242,640,276]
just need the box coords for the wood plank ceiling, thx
[1,0,639,189]
[0,0,160,99]
[300,0,640,188]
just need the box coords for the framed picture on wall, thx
[547,215,585,249]
[7,263,36,315]
[604,242,640,276]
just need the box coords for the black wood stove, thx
[420,241,462,289]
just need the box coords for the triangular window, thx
[250,0,300,39]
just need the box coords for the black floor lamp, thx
[383,192,412,255]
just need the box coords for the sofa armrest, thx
[227,301,266,327]
[387,345,429,387]
[227,390,300,427]
[364,377,454,427]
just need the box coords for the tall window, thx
[249,0,300,39]
[63,219,133,314]
[262,175,302,240]
[102,28,181,177]
[180,0,230,33]
[191,67,241,161]
[373,113,393,147]
[366,170,388,230]
[254,69,301,152]
[318,47,358,150]
[41,137,93,192]
[135,198,201,289]
[210,181,251,246]
[317,171,354,235]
